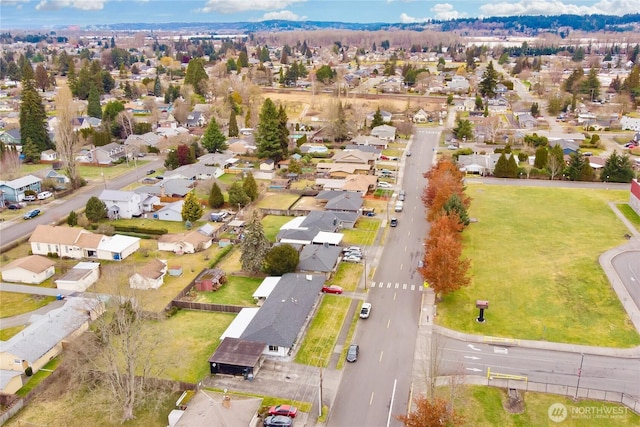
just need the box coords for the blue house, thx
[0,175,42,202]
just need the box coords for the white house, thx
[371,124,396,141]
[621,116,640,131]
[129,258,168,290]
[0,255,55,285]
[55,262,100,292]
[154,200,184,222]
[413,109,429,123]
[99,189,144,219]
[157,230,213,254]
[40,150,58,162]
[97,235,140,261]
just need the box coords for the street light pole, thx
[574,353,585,400]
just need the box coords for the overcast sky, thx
[0,0,638,29]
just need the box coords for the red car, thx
[268,404,298,418]
[322,285,343,294]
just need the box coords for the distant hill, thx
[87,14,640,34]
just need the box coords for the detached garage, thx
[208,338,265,378]
[1,255,55,284]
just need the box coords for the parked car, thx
[141,178,156,184]
[7,203,23,210]
[346,344,359,362]
[342,246,361,254]
[343,255,362,263]
[23,209,41,219]
[394,201,404,212]
[268,405,298,418]
[447,144,458,150]
[406,151,412,156]
[390,217,398,227]
[322,285,343,295]
[37,191,53,200]
[377,182,393,189]
[360,303,372,319]
[263,415,293,427]
[23,195,37,202]
[398,190,405,201]
[379,155,390,160]
[210,211,228,222]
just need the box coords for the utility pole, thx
[574,353,585,400]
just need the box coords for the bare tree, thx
[547,152,564,180]
[117,110,136,138]
[55,85,83,188]
[482,115,502,143]
[0,147,22,180]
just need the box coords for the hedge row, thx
[90,224,168,235]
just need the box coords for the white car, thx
[343,246,362,253]
[343,254,362,263]
[360,303,372,319]
[377,182,393,188]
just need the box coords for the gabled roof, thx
[298,244,341,272]
[208,337,265,366]
[324,192,365,212]
[332,150,377,164]
[0,255,55,274]
[29,225,91,246]
[137,258,167,280]
[343,144,381,154]
[240,273,325,348]
[0,174,41,190]
[99,189,138,202]
[342,174,378,192]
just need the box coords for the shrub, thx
[209,244,234,268]
[25,367,33,377]
[67,210,78,226]
[96,224,115,236]
[517,152,529,162]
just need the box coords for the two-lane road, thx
[328,128,440,426]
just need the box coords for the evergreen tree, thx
[240,211,271,273]
[200,117,228,153]
[506,152,518,177]
[238,50,249,68]
[34,63,50,92]
[474,94,483,110]
[530,102,540,117]
[277,104,289,155]
[190,140,203,158]
[453,119,473,140]
[181,191,204,222]
[87,85,102,119]
[184,58,208,95]
[566,153,586,181]
[67,210,78,227]
[103,100,124,122]
[85,196,107,222]
[164,150,179,170]
[371,107,384,128]
[263,244,299,275]
[208,182,224,208]
[22,137,41,163]
[601,151,634,183]
[256,98,285,161]
[479,61,499,98]
[124,81,133,99]
[228,110,239,137]
[334,102,348,142]
[443,193,470,226]
[228,182,250,207]
[493,152,511,178]
[534,146,548,169]
[243,172,259,201]
[20,79,51,152]
[153,76,161,97]
[582,67,601,100]
[579,161,595,181]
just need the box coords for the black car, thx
[263,415,293,427]
[346,344,359,362]
[7,203,22,210]
[390,217,398,227]
[146,169,156,175]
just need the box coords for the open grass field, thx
[261,214,295,242]
[194,275,262,306]
[295,295,351,367]
[438,385,640,427]
[255,192,301,209]
[437,186,640,347]
[0,292,56,318]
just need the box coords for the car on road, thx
[146,169,156,175]
[390,217,398,227]
[322,285,343,295]
[379,155,389,160]
[418,260,424,268]
[141,178,156,184]
[23,209,41,220]
[360,303,371,319]
[406,151,411,156]
[346,344,359,362]
[377,181,393,189]
[398,190,405,201]
[268,404,298,418]
[263,415,293,427]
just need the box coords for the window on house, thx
[268,345,278,352]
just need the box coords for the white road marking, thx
[395,283,399,289]
[466,368,482,372]
[494,347,509,355]
[387,319,391,329]
[403,284,407,290]
[468,344,482,351]
[370,392,375,406]
[464,356,481,360]
[379,351,384,362]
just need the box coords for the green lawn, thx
[15,357,62,397]
[437,186,640,347]
[295,295,351,367]
[327,263,363,292]
[0,325,26,340]
[0,292,56,318]
[105,217,208,234]
[340,217,380,246]
[195,275,262,305]
[446,385,640,427]
[618,203,640,231]
[261,214,294,242]
[256,193,300,209]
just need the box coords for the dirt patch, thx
[503,389,525,414]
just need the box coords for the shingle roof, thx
[240,273,325,348]
[0,255,55,274]
[28,225,90,246]
[298,245,341,272]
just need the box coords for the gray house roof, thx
[240,273,325,348]
[298,244,341,272]
[323,192,364,212]
[134,179,193,197]
[344,144,381,154]
[99,189,137,203]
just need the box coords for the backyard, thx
[437,185,640,347]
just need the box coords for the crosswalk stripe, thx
[387,282,392,288]
[395,283,399,289]
[403,284,407,290]
[411,284,415,291]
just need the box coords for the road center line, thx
[387,319,391,329]
[370,391,374,406]
[379,351,384,362]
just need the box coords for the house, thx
[124,132,162,150]
[1,255,55,285]
[276,210,357,244]
[136,179,194,198]
[0,175,42,202]
[299,143,329,154]
[448,75,470,93]
[297,244,342,276]
[55,261,100,292]
[44,170,70,184]
[184,111,206,128]
[129,258,168,290]
[413,109,430,123]
[252,276,281,304]
[621,116,640,131]
[315,162,372,178]
[240,273,326,357]
[259,159,275,171]
[40,149,58,162]
[341,174,378,193]
[457,154,500,175]
[316,190,365,212]
[370,124,396,141]
[168,389,262,427]
[630,179,640,217]
[227,139,257,155]
[99,189,143,219]
[343,144,381,156]
[93,143,128,165]
[332,150,377,165]
[350,135,388,150]
[366,110,392,123]
[0,297,102,393]
[164,162,225,181]
[153,200,185,221]
[157,229,213,253]
[71,116,101,132]
[0,129,20,147]
[517,113,537,128]
[29,225,139,261]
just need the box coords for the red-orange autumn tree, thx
[397,396,465,427]
[422,158,470,222]
[419,212,470,298]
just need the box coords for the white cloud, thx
[480,0,639,17]
[399,13,429,24]
[261,10,306,21]
[35,0,106,11]
[199,0,306,14]
[431,3,467,20]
